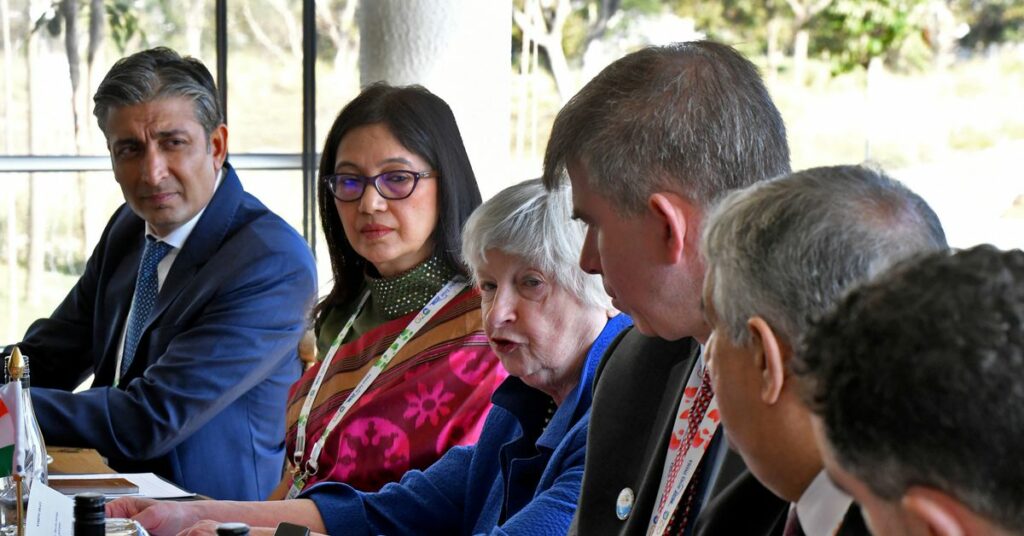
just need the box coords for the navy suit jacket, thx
[17,164,317,500]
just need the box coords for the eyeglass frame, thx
[322,170,436,202]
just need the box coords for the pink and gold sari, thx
[284,288,506,492]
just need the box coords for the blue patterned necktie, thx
[122,237,173,377]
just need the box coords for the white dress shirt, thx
[792,470,854,536]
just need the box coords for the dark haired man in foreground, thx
[798,244,1024,536]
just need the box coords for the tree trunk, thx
[766,17,782,83]
[23,3,40,305]
[1,0,15,336]
[185,0,205,56]
[513,0,574,105]
[62,0,81,132]
[792,28,809,85]
[60,0,91,267]
[359,0,512,196]
[86,0,103,133]
[1,0,11,141]
[544,38,573,104]
[863,55,884,161]
[514,25,531,161]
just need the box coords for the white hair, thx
[462,178,611,311]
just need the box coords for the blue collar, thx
[493,314,632,450]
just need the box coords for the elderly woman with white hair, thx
[108,178,631,536]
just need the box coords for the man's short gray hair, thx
[702,164,947,348]
[542,40,790,213]
[462,179,611,311]
[93,47,223,139]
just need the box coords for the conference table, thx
[48,447,115,474]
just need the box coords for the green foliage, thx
[669,0,785,54]
[562,8,590,62]
[621,0,663,14]
[105,0,144,54]
[810,0,925,75]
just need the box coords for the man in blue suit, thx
[8,47,317,500]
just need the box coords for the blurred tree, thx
[810,0,925,74]
[952,0,1024,49]
[106,0,144,54]
[315,0,358,76]
[87,0,103,92]
[236,0,358,71]
[241,0,302,64]
[513,0,575,103]
[512,0,625,102]
[785,0,832,83]
[669,0,785,74]
[1,0,15,326]
[809,0,927,161]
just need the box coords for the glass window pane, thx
[1,171,123,340]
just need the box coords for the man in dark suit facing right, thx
[695,165,948,535]
[542,40,791,535]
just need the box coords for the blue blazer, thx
[306,314,633,535]
[18,164,317,500]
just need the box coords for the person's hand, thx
[105,497,201,536]
[176,520,276,536]
[106,497,158,518]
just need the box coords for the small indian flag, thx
[0,381,24,478]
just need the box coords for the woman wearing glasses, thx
[109,180,630,536]
[266,83,505,500]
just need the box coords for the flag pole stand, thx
[12,475,22,536]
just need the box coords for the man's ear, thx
[648,192,695,264]
[210,124,228,169]
[902,487,969,536]
[747,316,786,405]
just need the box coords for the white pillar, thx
[358,0,512,198]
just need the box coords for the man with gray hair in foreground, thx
[797,244,1024,536]
[695,165,947,535]
[543,40,791,535]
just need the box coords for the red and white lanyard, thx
[647,358,721,536]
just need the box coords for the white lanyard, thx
[286,276,465,499]
[647,357,720,536]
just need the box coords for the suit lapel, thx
[95,210,146,386]
[120,164,244,382]
[152,164,243,321]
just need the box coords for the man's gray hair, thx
[93,47,224,139]
[542,40,790,213]
[702,164,947,348]
[462,179,611,311]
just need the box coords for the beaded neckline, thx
[540,398,557,435]
[364,256,458,320]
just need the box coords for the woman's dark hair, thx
[314,82,482,327]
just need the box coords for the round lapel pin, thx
[616,487,634,520]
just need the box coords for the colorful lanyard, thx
[286,276,465,499]
[647,358,721,536]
